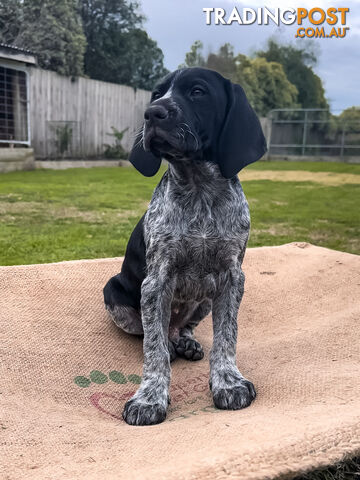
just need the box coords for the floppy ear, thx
[128,131,161,177]
[217,81,267,179]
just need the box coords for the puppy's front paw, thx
[212,379,256,410]
[123,398,167,426]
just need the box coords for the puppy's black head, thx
[129,67,267,178]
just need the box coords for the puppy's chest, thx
[144,183,249,300]
[145,197,248,271]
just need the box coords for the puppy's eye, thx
[190,87,205,97]
[152,91,161,100]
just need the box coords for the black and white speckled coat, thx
[103,67,266,425]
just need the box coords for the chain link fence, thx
[268,109,360,158]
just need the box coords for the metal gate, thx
[268,109,360,158]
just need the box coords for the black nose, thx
[144,105,168,123]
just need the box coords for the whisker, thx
[133,129,144,149]
[132,125,144,140]
[179,123,199,150]
[178,127,185,142]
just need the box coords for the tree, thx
[337,106,360,133]
[234,56,299,116]
[256,39,328,109]
[0,0,86,77]
[181,41,236,80]
[180,41,299,116]
[119,29,169,90]
[79,0,168,88]
[1,0,168,89]
[338,106,360,122]
[180,40,206,68]
[207,43,237,81]
[0,0,23,45]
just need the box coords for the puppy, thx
[104,67,266,426]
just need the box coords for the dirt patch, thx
[240,170,360,186]
[0,202,102,222]
[251,223,305,237]
[0,201,147,224]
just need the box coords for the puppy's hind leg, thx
[104,274,143,335]
[106,304,143,335]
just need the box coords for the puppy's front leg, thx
[210,270,256,410]
[123,273,174,426]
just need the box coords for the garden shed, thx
[0,42,150,171]
[0,43,35,172]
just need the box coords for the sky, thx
[140,0,360,113]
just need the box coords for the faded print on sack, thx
[73,370,220,422]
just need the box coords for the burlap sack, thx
[1,243,359,480]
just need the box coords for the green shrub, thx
[103,126,129,159]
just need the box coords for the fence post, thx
[340,124,346,158]
[265,112,272,161]
[302,110,308,156]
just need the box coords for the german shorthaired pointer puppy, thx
[103,67,266,426]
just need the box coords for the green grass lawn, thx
[0,161,359,266]
[291,456,360,480]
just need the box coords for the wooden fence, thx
[28,68,151,158]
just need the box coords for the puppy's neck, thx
[167,158,231,189]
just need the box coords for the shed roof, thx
[0,43,36,65]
